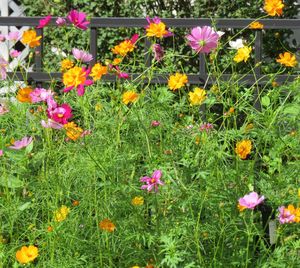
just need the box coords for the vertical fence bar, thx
[90,27,97,66]
[253,30,262,111]
[35,28,43,72]
[144,38,152,68]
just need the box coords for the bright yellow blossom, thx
[276,52,297,67]
[54,205,70,222]
[131,196,144,206]
[264,0,284,16]
[122,91,139,105]
[188,87,207,105]
[234,46,252,63]
[168,73,188,91]
[90,63,108,81]
[235,140,252,159]
[16,245,38,264]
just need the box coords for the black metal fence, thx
[0,17,299,84]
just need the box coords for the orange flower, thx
[238,203,247,212]
[249,21,264,29]
[90,63,108,81]
[146,22,169,38]
[168,73,188,91]
[287,204,300,223]
[99,218,116,232]
[47,226,53,232]
[16,87,33,103]
[16,245,38,264]
[63,66,87,88]
[21,30,42,48]
[61,59,74,72]
[276,52,298,67]
[122,90,139,105]
[264,0,284,16]
[112,40,135,57]
[64,122,83,141]
[72,200,80,206]
[235,140,252,159]
[112,58,122,65]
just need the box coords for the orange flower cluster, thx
[16,87,33,103]
[112,40,135,57]
[146,22,169,38]
[61,59,74,72]
[90,63,108,81]
[64,122,83,141]
[99,218,116,232]
[122,90,139,105]
[235,140,252,159]
[63,66,87,88]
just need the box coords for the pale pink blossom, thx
[238,192,265,210]
[199,123,213,132]
[0,150,3,156]
[56,17,66,26]
[278,206,295,224]
[30,88,54,103]
[6,31,21,42]
[140,170,164,192]
[72,48,93,63]
[10,49,21,58]
[41,119,63,129]
[0,57,8,80]
[9,136,33,150]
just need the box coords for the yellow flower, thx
[54,205,70,222]
[298,188,300,198]
[234,46,252,63]
[235,140,252,160]
[132,266,140,268]
[21,30,42,48]
[61,59,74,72]
[16,245,38,264]
[16,87,33,103]
[64,122,83,141]
[90,63,108,81]
[63,66,87,88]
[249,21,264,29]
[146,22,168,38]
[264,0,284,16]
[188,87,207,105]
[122,90,139,105]
[95,103,103,111]
[168,73,188,91]
[99,219,116,232]
[276,52,298,67]
[112,40,135,57]
[131,196,144,206]
[113,58,122,65]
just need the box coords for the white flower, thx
[51,47,67,57]
[217,31,225,37]
[229,39,244,50]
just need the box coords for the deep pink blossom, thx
[278,206,295,224]
[37,15,52,29]
[72,48,93,63]
[56,17,66,26]
[6,31,21,42]
[41,119,63,129]
[9,136,33,150]
[67,10,90,30]
[140,170,164,192]
[110,65,129,79]
[152,44,164,61]
[47,103,73,124]
[238,192,264,210]
[151,120,161,127]
[10,49,21,58]
[0,57,8,80]
[186,26,219,54]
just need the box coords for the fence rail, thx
[1,17,300,85]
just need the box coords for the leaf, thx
[0,176,24,188]
[25,140,34,154]
[18,202,31,211]
[283,105,300,116]
[261,96,270,107]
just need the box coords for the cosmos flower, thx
[90,63,108,81]
[56,17,66,26]
[146,16,172,38]
[111,34,139,57]
[0,57,8,80]
[67,10,90,30]
[188,87,207,105]
[233,46,252,63]
[6,31,21,42]
[72,48,93,63]
[235,140,252,159]
[54,205,70,222]
[47,103,73,124]
[168,73,188,91]
[238,192,265,211]
[9,49,21,58]
[9,136,33,150]
[278,206,295,224]
[21,29,42,48]
[41,119,63,129]
[16,245,38,264]
[99,219,116,232]
[152,44,164,61]
[122,91,139,105]
[264,0,284,16]
[140,170,164,192]
[37,15,51,29]
[229,39,244,49]
[276,52,298,68]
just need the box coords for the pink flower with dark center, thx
[151,120,160,127]
[67,10,90,30]
[238,192,264,210]
[152,44,164,61]
[37,15,52,29]
[0,57,8,80]
[56,17,66,26]
[72,48,93,63]
[9,136,33,150]
[278,206,295,224]
[10,49,21,58]
[41,119,63,129]
[0,34,6,42]
[199,123,213,132]
[186,26,219,54]
[6,31,21,42]
[140,170,164,192]
[47,103,73,124]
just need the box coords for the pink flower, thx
[72,48,93,63]
[9,136,33,150]
[0,102,9,115]
[186,26,219,54]
[0,57,8,80]
[238,192,265,210]
[67,10,90,30]
[151,120,161,127]
[152,44,164,61]
[0,34,6,42]
[10,49,21,58]
[41,119,63,129]
[56,17,66,26]
[199,123,213,132]
[6,31,21,42]
[30,88,54,103]
[0,150,3,156]
[47,103,73,124]
[140,170,164,192]
[278,206,295,224]
[37,15,52,29]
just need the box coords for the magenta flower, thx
[199,123,213,132]
[151,120,161,127]
[0,34,6,42]
[37,15,52,29]
[72,48,93,63]
[67,10,90,30]
[56,17,66,26]
[0,57,8,80]
[111,65,129,79]
[186,26,219,54]
[9,136,33,150]
[0,150,3,156]
[238,192,264,210]
[41,119,63,129]
[47,103,73,124]
[10,49,21,58]
[6,31,21,42]
[278,206,295,224]
[140,170,164,192]
[152,44,164,61]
